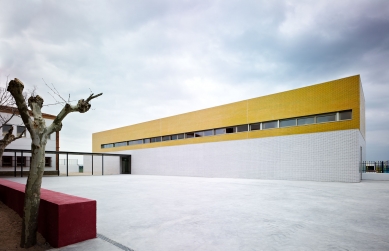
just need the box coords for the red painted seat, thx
[0,179,96,248]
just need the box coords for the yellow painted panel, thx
[92,75,362,152]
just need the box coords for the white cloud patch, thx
[0,0,388,159]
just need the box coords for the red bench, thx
[0,179,96,248]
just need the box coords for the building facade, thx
[93,75,366,182]
[0,108,59,174]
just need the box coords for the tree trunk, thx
[7,78,102,248]
[20,140,46,248]
[0,144,5,167]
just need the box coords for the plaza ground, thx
[5,175,389,251]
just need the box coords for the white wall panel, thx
[116,130,362,182]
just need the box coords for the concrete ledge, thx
[0,179,96,248]
[362,173,389,181]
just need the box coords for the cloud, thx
[0,0,388,159]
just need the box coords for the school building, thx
[92,75,365,182]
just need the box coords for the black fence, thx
[1,149,131,177]
[361,161,389,173]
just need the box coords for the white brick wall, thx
[116,129,364,182]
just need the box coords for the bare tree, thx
[0,82,26,163]
[7,78,102,248]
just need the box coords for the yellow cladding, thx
[93,75,362,152]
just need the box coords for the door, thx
[121,157,130,174]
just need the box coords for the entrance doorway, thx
[121,157,131,174]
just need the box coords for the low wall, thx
[362,173,389,181]
[0,179,96,248]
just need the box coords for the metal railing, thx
[1,149,131,177]
[360,161,389,173]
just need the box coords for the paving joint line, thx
[97,233,135,251]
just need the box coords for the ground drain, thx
[97,233,135,251]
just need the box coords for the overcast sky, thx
[0,0,388,160]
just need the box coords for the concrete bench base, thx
[0,179,96,248]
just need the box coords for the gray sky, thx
[0,0,388,160]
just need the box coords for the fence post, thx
[66,153,69,177]
[14,152,16,177]
[21,151,23,177]
[102,155,104,176]
[92,154,93,175]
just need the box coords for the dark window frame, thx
[2,156,12,167]
[45,157,52,167]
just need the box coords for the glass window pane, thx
[226,127,236,133]
[45,157,51,167]
[237,125,248,132]
[317,113,336,123]
[177,134,185,139]
[171,135,178,140]
[297,117,315,125]
[151,137,161,143]
[162,136,170,141]
[2,156,12,166]
[102,143,113,148]
[2,124,12,136]
[144,138,150,144]
[204,130,213,136]
[280,119,296,127]
[185,132,194,138]
[215,128,225,135]
[195,131,203,137]
[262,121,278,129]
[137,139,143,144]
[17,126,26,137]
[250,123,261,131]
[339,110,352,120]
[115,141,127,147]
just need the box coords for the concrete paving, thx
[6,175,389,251]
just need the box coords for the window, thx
[45,157,51,167]
[177,134,185,139]
[280,118,296,127]
[144,138,150,144]
[250,123,261,131]
[195,131,203,137]
[297,116,315,125]
[151,137,161,143]
[17,126,26,137]
[2,124,12,136]
[262,121,278,129]
[115,141,127,147]
[237,125,248,132]
[17,157,26,166]
[317,113,336,123]
[171,135,178,140]
[185,132,194,138]
[2,156,12,167]
[226,127,236,133]
[162,136,170,141]
[339,110,352,120]
[129,140,143,145]
[204,130,213,136]
[215,128,225,135]
[101,143,113,149]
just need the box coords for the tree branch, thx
[0,127,26,148]
[0,113,15,130]
[46,93,102,135]
[7,79,33,135]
